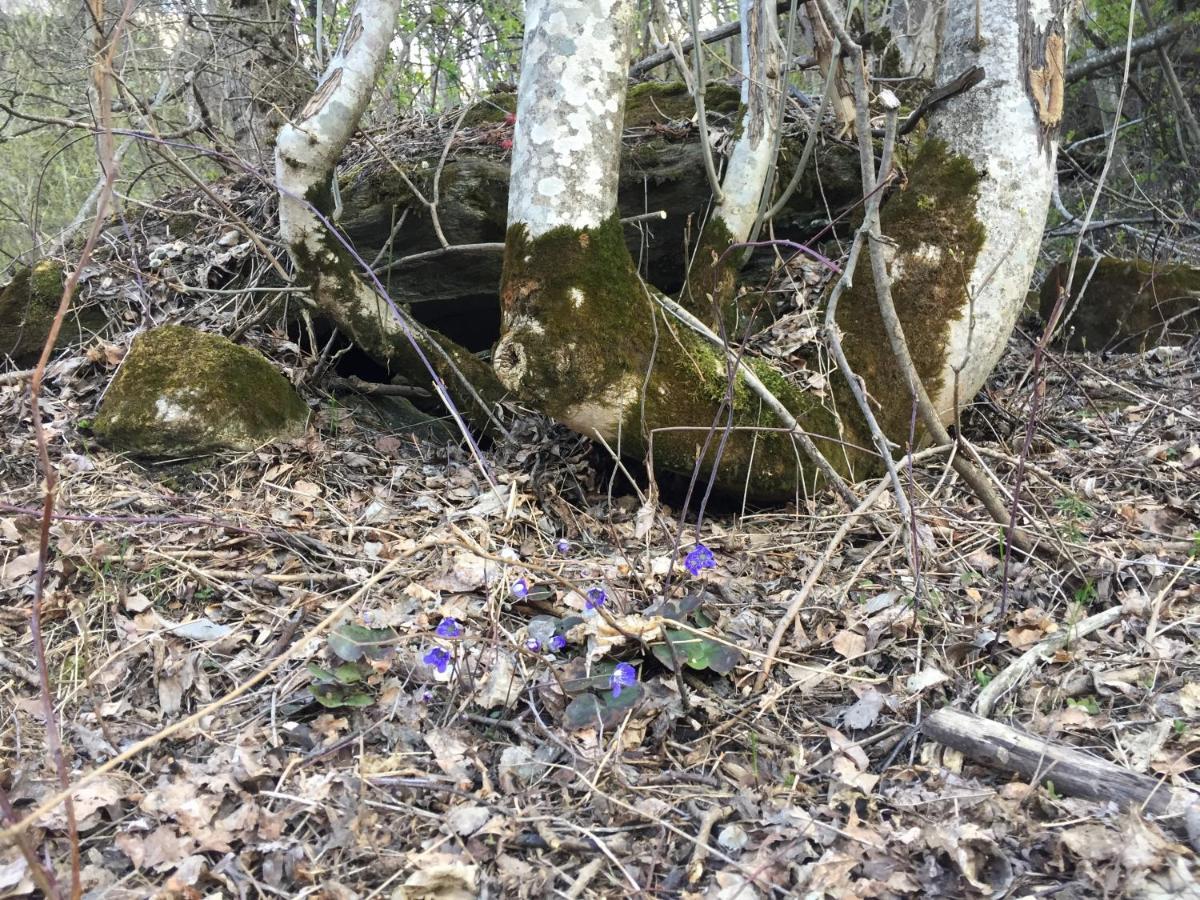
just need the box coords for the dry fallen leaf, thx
[831,628,866,659]
[394,858,478,900]
[38,775,122,830]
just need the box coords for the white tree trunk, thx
[505,0,637,237]
[712,0,781,242]
[924,0,1070,420]
[276,0,399,257]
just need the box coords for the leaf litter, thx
[0,163,1198,898]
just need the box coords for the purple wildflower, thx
[684,544,715,576]
[609,662,637,698]
[549,634,567,652]
[423,647,451,673]
[585,587,607,611]
[435,617,462,639]
[511,578,529,599]
[525,638,541,652]
[556,538,570,553]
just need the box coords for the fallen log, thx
[922,707,1200,840]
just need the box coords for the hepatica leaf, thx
[328,622,397,662]
[651,629,740,674]
[310,682,375,708]
[562,683,645,730]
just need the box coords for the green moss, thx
[0,260,106,366]
[624,81,741,127]
[94,325,309,456]
[832,137,986,455]
[462,91,516,127]
[1040,256,1200,350]
[499,214,850,502]
[499,216,646,417]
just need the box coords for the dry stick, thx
[972,604,1126,718]
[755,442,952,689]
[687,804,731,885]
[0,551,420,847]
[632,1,805,77]
[820,82,913,533]
[923,707,1200,832]
[756,475,888,689]
[18,5,133,894]
[1064,20,1185,84]
[0,356,89,386]
[653,294,858,507]
[564,858,605,899]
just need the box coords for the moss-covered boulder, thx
[95,326,309,456]
[0,261,107,367]
[1041,257,1200,350]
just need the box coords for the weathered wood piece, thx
[973,604,1126,718]
[923,707,1200,832]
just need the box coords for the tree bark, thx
[832,0,1073,446]
[275,0,506,433]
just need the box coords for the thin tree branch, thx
[1065,20,1186,83]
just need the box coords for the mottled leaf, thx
[328,622,397,662]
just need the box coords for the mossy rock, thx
[0,261,108,367]
[1041,257,1200,351]
[624,81,741,127]
[94,325,309,456]
[461,81,741,130]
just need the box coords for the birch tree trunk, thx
[494,0,846,501]
[835,0,1072,445]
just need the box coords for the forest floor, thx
[2,184,1200,898]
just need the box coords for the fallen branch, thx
[973,604,1126,717]
[923,707,1200,832]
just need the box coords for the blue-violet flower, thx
[511,578,529,599]
[585,587,607,610]
[435,617,462,639]
[684,544,715,576]
[549,634,567,652]
[556,538,570,553]
[525,638,541,652]
[423,647,451,673]
[609,662,637,698]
